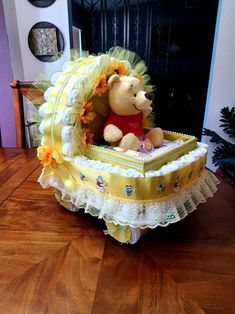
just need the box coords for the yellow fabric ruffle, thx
[105,222,131,243]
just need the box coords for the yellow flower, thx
[80,101,96,124]
[110,63,126,76]
[94,75,108,95]
[37,145,63,168]
[82,129,94,146]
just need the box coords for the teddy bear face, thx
[108,75,153,116]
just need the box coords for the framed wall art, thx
[28,22,64,62]
[27,0,56,8]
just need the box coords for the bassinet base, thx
[54,169,219,244]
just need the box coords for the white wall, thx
[202,0,235,172]
[2,0,24,80]
[5,0,71,81]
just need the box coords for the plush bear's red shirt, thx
[104,112,144,136]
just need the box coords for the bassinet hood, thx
[38,47,155,157]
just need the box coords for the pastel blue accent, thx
[202,0,223,132]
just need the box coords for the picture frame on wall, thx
[28,22,64,62]
[27,0,56,8]
[31,28,58,56]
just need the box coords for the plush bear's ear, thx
[108,74,120,88]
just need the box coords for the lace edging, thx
[39,170,219,230]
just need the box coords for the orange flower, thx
[82,128,94,146]
[95,75,108,95]
[37,145,63,168]
[80,101,96,124]
[142,117,150,129]
[110,63,126,76]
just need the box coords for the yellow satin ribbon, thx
[43,57,99,148]
[39,152,206,201]
[39,161,78,192]
[105,222,150,243]
[65,155,207,201]
[105,222,131,243]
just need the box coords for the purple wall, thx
[0,0,16,147]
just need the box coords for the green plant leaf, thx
[212,144,235,166]
[219,106,235,138]
[202,128,231,146]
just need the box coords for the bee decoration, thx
[157,183,166,192]
[80,173,86,181]
[96,176,106,193]
[124,185,135,196]
[173,175,181,192]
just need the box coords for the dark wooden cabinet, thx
[67,0,218,140]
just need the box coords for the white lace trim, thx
[40,170,219,229]
[67,143,208,178]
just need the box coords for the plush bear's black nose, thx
[145,92,154,101]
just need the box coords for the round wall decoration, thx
[28,22,64,62]
[28,0,56,8]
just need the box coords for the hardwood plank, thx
[0,232,105,314]
[0,246,70,314]
[183,300,206,314]
[0,157,39,204]
[0,148,235,313]
[0,152,37,184]
[216,179,235,209]
[143,239,235,277]
[0,148,35,162]
[0,196,105,234]
[182,277,235,313]
[0,229,87,243]
[164,267,235,313]
[46,234,105,314]
[0,148,23,162]
[138,254,187,314]
[92,240,140,314]
[165,269,235,313]
[0,151,23,171]
[25,165,42,182]
[0,236,68,293]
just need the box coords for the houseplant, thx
[203,106,235,186]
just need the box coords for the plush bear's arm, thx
[104,124,123,142]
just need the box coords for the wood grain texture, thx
[0,148,235,314]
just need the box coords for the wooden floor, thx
[0,148,235,314]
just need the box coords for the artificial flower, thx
[142,117,150,129]
[80,101,96,124]
[82,128,94,146]
[110,63,126,76]
[94,75,108,95]
[37,145,63,168]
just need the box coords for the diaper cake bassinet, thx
[37,47,219,244]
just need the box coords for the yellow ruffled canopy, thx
[38,47,155,158]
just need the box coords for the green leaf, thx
[219,106,235,138]
[212,144,235,166]
[202,128,231,146]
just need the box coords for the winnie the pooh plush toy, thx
[103,74,164,151]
